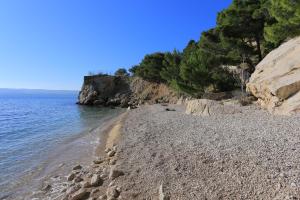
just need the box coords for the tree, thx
[265,0,300,45]
[217,0,270,68]
[114,68,129,76]
[179,39,215,96]
[130,52,166,82]
[160,50,182,84]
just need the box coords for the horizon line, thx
[0,87,79,92]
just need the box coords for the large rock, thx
[185,99,241,116]
[78,76,179,107]
[78,75,131,106]
[247,37,300,115]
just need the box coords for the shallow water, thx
[0,89,123,199]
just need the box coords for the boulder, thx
[109,167,124,180]
[185,99,241,116]
[70,188,90,200]
[106,186,120,199]
[73,165,82,171]
[67,173,76,181]
[90,174,103,187]
[107,150,116,157]
[78,75,131,106]
[247,36,300,115]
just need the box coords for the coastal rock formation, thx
[78,75,179,107]
[78,75,131,107]
[185,99,241,116]
[247,36,300,115]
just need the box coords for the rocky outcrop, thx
[185,99,241,116]
[78,75,179,107]
[247,37,300,115]
[78,75,131,107]
[129,77,179,105]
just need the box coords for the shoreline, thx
[23,103,300,199]
[25,110,128,200]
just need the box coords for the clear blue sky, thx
[0,0,232,90]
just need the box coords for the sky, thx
[0,0,232,90]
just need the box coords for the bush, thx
[115,68,129,77]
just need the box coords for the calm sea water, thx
[0,89,123,199]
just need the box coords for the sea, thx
[0,89,124,199]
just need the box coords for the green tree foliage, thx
[114,68,129,76]
[265,0,300,45]
[179,40,212,95]
[131,53,166,82]
[129,0,300,96]
[160,50,183,90]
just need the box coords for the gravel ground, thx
[113,104,300,200]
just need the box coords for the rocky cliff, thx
[78,75,179,107]
[247,36,300,115]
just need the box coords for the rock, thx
[99,195,107,200]
[93,158,104,165]
[109,167,124,180]
[159,184,169,200]
[165,108,175,111]
[105,148,111,153]
[82,181,91,188]
[73,165,83,170]
[185,99,241,116]
[109,159,117,165]
[70,188,90,200]
[78,75,131,106]
[112,145,117,151]
[67,173,76,181]
[106,186,120,199]
[247,36,300,115]
[108,180,115,187]
[93,99,105,106]
[91,188,99,195]
[107,150,116,157]
[90,174,103,187]
[66,184,81,195]
[74,176,83,183]
[42,184,51,192]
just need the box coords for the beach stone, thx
[108,180,115,187]
[91,188,99,195]
[112,145,117,151]
[82,181,91,188]
[42,184,51,192]
[73,165,83,170]
[67,173,76,181]
[99,195,107,200]
[100,173,108,179]
[159,184,169,200]
[107,150,116,157]
[90,174,103,187]
[109,168,124,180]
[105,148,111,153]
[106,186,120,199]
[66,184,81,195]
[70,188,90,200]
[109,159,117,165]
[93,158,104,165]
[74,176,84,183]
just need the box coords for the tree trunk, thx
[255,35,263,61]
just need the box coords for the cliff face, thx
[247,36,300,115]
[78,75,131,107]
[78,75,179,107]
